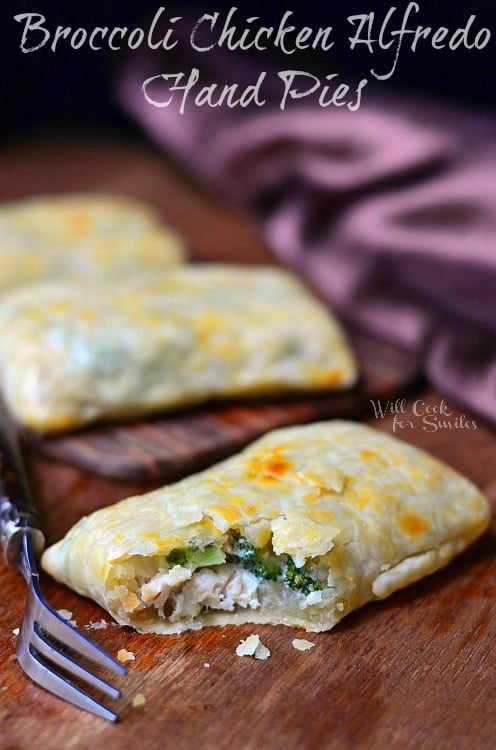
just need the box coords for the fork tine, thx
[1,408,126,721]
[29,622,121,699]
[28,578,126,676]
[16,641,120,722]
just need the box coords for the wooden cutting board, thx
[27,328,421,482]
[1,137,422,483]
[3,135,425,483]
[0,138,495,750]
[1,390,495,750]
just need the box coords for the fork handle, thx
[0,406,45,566]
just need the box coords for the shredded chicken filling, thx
[129,536,327,621]
[138,563,260,620]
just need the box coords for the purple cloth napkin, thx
[118,47,496,425]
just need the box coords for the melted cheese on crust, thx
[41,421,490,634]
[0,193,185,292]
[0,266,357,432]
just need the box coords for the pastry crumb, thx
[132,692,146,707]
[12,627,20,636]
[292,638,315,651]
[117,648,135,663]
[236,634,260,656]
[254,643,271,660]
[57,609,77,626]
[336,602,345,612]
[236,634,271,659]
[85,619,108,631]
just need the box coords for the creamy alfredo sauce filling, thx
[119,535,329,623]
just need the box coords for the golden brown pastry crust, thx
[0,193,185,292]
[0,266,357,432]
[41,421,490,633]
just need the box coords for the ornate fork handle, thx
[0,407,45,568]
[0,404,125,720]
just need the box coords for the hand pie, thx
[0,266,357,432]
[41,421,490,634]
[0,193,184,292]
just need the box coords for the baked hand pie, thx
[0,266,357,432]
[0,193,185,292]
[41,421,490,633]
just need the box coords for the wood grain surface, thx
[0,138,494,750]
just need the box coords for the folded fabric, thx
[118,37,496,424]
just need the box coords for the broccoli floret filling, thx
[166,545,226,568]
[231,532,282,581]
[284,555,324,595]
[165,536,324,595]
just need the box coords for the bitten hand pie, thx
[0,266,357,432]
[41,421,490,634]
[0,193,184,292]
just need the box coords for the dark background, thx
[2,1,495,142]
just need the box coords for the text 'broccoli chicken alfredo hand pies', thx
[0,193,185,293]
[41,421,490,634]
[0,266,357,432]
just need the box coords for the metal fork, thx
[0,407,126,721]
